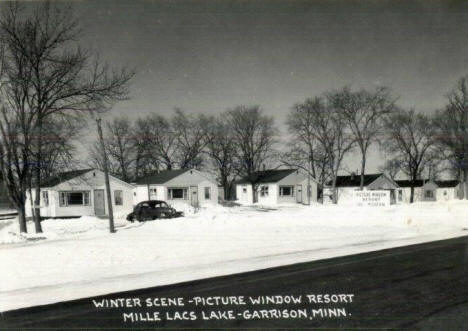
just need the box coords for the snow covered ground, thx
[1,201,468,312]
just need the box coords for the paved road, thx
[2,235,468,330]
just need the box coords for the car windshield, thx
[150,201,168,208]
[137,201,169,209]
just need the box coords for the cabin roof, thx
[236,169,298,184]
[135,169,191,185]
[329,173,383,187]
[395,179,425,188]
[395,179,460,188]
[435,180,460,188]
[41,169,94,188]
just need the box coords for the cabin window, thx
[114,190,123,206]
[149,188,157,196]
[398,190,402,201]
[59,191,90,207]
[42,191,49,206]
[168,188,188,200]
[424,190,434,198]
[242,186,247,193]
[279,186,294,197]
[260,185,269,197]
[204,187,211,200]
[443,190,447,196]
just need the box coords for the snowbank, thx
[1,201,467,312]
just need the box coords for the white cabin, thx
[235,169,318,205]
[395,179,462,202]
[133,169,219,208]
[25,169,134,218]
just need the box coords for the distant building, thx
[235,169,318,205]
[395,179,462,202]
[133,169,219,208]
[25,169,134,218]
[324,173,401,205]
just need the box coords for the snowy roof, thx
[435,180,460,188]
[135,169,190,185]
[329,173,383,187]
[236,169,298,184]
[395,179,459,188]
[395,179,425,188]
[41,169,94,188]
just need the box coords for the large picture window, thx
[424,190,434,198]
[114,190,123,205]
[279,186,294,197]
[59,191,90,207]
[168,188,188,200]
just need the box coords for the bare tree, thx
[228,105,276,203]
[0,43,33,232]
[204,114,237,200]
[88,116,135,181]
[328,86,394,190]
[383,108,436,203]
[0,2,134,232]
[172,109,208,169]
[35,115,82,180]
[287,96,355,203]
[88,141,122,177]
[379,159,402,180]
[314,96,355,203]
[286,97,333,187]
[104,117,134,182]
[24,115,82,222]
[139,113,178,171]
[132,117,159,178]
[433,76,468,199]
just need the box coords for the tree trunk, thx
[121,162,128,182]
[410,171,417,203]
[332,176,338,204]
[360,155,366,190]
[33,118,43,233]
[134,153,141,179]
[463,168,468,200]
[17,204,27,233]
[221,176,229,201]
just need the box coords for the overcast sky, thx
[68,0,468,173]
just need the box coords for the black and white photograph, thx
[1,0,468,329]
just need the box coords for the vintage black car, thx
[127,200,183,222]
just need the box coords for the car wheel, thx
[137,214,147,222]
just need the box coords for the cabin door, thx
[296,185,303,204]
[190,186,198,207]
[94,189,105,216]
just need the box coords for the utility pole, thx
[96,118,115,233]
[308,160,311,206]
